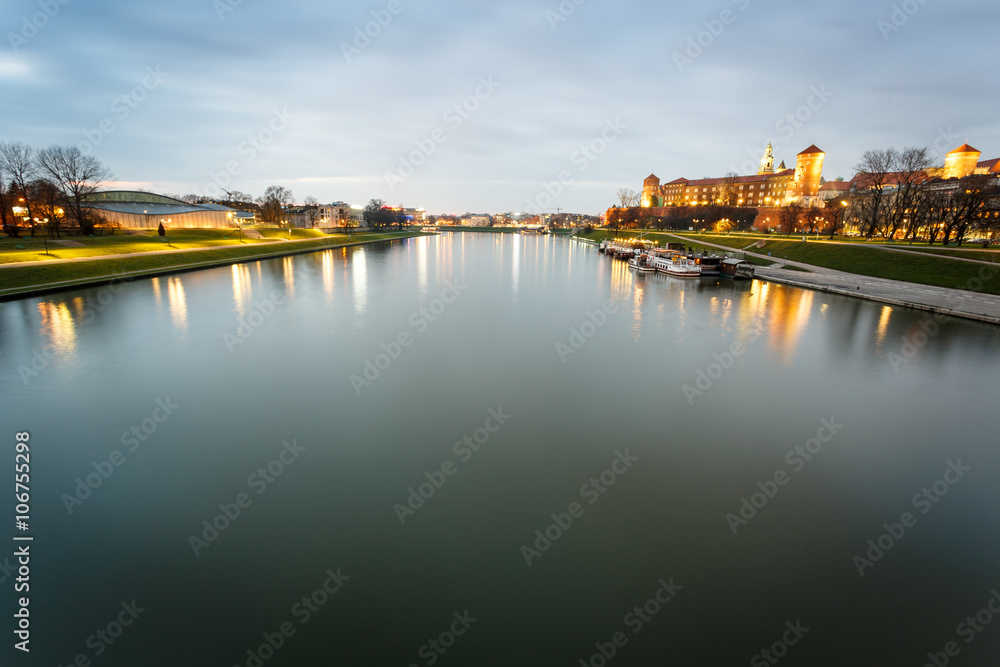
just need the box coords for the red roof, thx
[949,143,980,155]
[820,181,851,191]
[663,178,688,185]
[644,174,659,181]
[798,145,824,155]
[977,157,1000,173]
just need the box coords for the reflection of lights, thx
[37,301,77,357]
[151,277,162,307]
[874,306,892,349]
[321,251,335,303]
[417,236,428,295]
[352,248,368,315]
[167,277,188,333]
[512,233,521,296]
[232,264,252,318]
[282,257,295,298]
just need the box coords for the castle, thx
[641,142,826,210]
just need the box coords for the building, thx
[640,143,826,211]
[82,191,242,229]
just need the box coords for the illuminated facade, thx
[640,143,826,210]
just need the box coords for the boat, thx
[628,254,655,272]
[687,252,723,276]
[651,253,702,278]
[720,258,756,279]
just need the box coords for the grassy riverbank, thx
[677,233,1000,295]
[0,231,425,299]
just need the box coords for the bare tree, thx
[606,206,622,231]
[0,142,38,234]
[718,172,739,207]
[616,188,639,208]
[0,162,11,236]
[779,201,804,235]
[853,148,897,239]
[35,145,112,235]
[825,196,850,239]
[302,195,320,228]
[884,147,931,240]
[29,179,65,238]
[942,176,995,246]
[257,185,294,224]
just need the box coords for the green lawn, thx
[682,234,1000,295]
[0,232,424,297]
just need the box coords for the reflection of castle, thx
[641,143,826,209]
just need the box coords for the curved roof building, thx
[82,191,246,229]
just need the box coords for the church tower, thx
[758,141,775,175]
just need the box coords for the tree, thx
[364,199,390,231]
[942,176,995,246]
[616,188,639,208]
[302,196,320,228]
[718,172,739,207]
[0,142,38,235]
[29,178,65,238]
[0,162,12,237]
[257,185,293,224]
[158,221,165,237]
[606,206,622,231]
[884,147,931,240]
[779,201,804,235]
[853,148,896,239]
[35,145,112,235]
[825,197,850,239]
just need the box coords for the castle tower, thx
[642,173,661,207]
[758,141,775,175]
[787,145,825,202]
[943,143,981,180]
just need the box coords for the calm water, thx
[2,233,1000,666]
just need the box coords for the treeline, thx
[0,141,112,237]
[849,147,1000,246]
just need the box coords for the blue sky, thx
[3,0,998,214]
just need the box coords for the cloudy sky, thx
[2,0,997,214]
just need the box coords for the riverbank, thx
[0,231,427,301]
[657,233,1000,325]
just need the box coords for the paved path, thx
[664,233,1000,325]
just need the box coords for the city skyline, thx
[3,0,998,214]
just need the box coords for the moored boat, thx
[628,254,655,272]
[651,254,702,278]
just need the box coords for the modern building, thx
[82,191,243,229]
